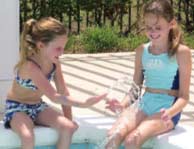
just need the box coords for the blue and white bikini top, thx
[142,42,179,90]
[15,58,56,91]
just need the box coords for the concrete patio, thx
[43,51,194,127]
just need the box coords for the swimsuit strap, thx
[26,57,41,69]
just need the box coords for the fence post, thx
[0,0,19,113]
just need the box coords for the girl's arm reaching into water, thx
[27,61,107,107]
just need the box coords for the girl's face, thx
[43,34,67,63]
[144,13,173,43]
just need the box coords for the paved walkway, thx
[44,52,194,127]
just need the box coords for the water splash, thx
[106,76,141,116]
[95,117,130,149]
[96,76,142,149]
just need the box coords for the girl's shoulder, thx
[176,44,192,64]
[135,43,149,55]
[17,60,41,78]
[177,44,191,53]
[176,44,191,58]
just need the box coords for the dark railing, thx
[20,0,194,34]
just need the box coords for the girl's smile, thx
[144,13,172,43]
[150,34,160,40]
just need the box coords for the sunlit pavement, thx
[43,51,194,127]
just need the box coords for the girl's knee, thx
[124,131,141,148]
[70,121,78,132]
[109,123,128,139]
[124,136,136,147]
[58,119,78,134]
[111,130,123,139]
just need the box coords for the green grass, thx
[183,32,194,49]
[64,27,194,54]
[65,26,148,53]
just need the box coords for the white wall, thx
[0,0,19,113]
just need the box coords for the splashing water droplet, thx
[99,76,142,149]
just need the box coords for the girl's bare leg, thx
[106,107,147,149]
[124,113,174,149]
[10,112,35,149]
[36,107,78,149]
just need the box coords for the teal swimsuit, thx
[139,42,180,126]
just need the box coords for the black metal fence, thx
[20,0,194,34]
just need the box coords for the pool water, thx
[35,143,124,149]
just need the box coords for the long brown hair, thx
[15,17,67,70]
[143,0,182,56]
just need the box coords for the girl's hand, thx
[105,99,123,113]
[160,108,171,128]
[83,93,107,107]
